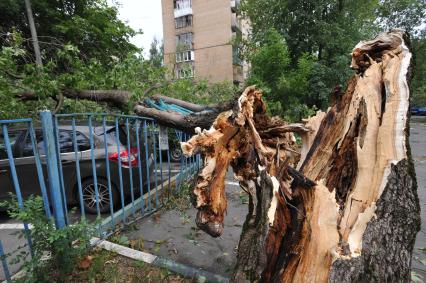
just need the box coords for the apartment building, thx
[161,0,246,84]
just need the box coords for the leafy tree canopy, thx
[241,0,426,118]
[0,0,139,65]
[0,1,236,119]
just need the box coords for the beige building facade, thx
[161,0,245,84]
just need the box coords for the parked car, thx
[411,106,426,116]
[155,128,183,163]
[0,123,154,214]
[165,132,183,163]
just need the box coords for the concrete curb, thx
[91,237,229,283]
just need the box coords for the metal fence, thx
[0,111,200,282]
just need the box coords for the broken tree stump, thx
[181,29,420,283]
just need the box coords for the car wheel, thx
[81,178,118,214]
[170,147,183,163]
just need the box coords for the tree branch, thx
[15,89,132,108]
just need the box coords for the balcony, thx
[174,0,192,18]
[176,50,195,63]
[176,32,193,51]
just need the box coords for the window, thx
[22,130,90,157]
[176,33,193,50]
[174,0,191,9]
[56,130,91,153]
[176,50,194,63]
[95,127,129,147]
[176,66,194,79]
[175,15,192,29]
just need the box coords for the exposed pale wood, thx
[182,29,419,283]
[297,110,326,169]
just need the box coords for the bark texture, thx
[329,159,420,282]
[134,99,235,133]
[16,88,235,133]
[182,29,420,283]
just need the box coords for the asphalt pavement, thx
[410,116,426,279]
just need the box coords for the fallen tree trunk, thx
[15,87,235,132]
[181,29,420,282]
[134,98,236,133]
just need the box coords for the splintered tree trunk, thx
[181,29,420,283]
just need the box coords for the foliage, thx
[246,29,318,120]
[162,182,194,214]
[1,0,424,122]
[0,0,237,120]
[376,0,426,37]
[0,28,235,119]
[148,38,164,69]
[0,195,95,283]
[0,0,139,65]
[0,0,163,119]
[412,32,426,106]
[240,0,426,120]
[67,249,191,283]
[162,79,237,106]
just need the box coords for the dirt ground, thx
[68,248,193,283]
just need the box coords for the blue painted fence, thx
[0,111,200,281]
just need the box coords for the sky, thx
[109,0,163,57]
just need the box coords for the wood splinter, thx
[182,29,419,283]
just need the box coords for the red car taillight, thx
[108,148,138,167]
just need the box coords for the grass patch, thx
[68,248,194,283]
[162,182,194,213]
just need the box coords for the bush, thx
[0,195,95,282]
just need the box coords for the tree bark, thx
[24,0,43,68]
[181,29,420,282]
[134,98,236,133]
[15,88,235,133]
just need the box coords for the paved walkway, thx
[410,116,426,278]
[123,170,246,278]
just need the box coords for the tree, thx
[0,0,239,121]
[412,30,426,106]
[246,29,318,119]
[148,37,163,68]
[376,0,426,36]
[0,29,237,125]
[182,30,420,282]
[0,0,139,65]
[240,0,426,120]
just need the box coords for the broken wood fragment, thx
[182,29,420,283]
